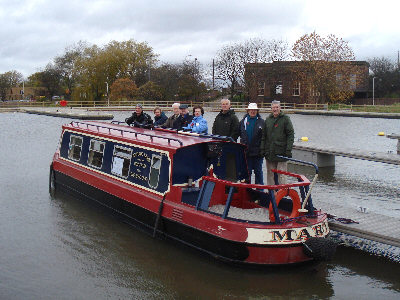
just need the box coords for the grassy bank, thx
[329,103,400,113]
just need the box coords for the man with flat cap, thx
[173,104,193,130]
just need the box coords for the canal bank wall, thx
[86,106,400,119]
[287,109,400,119]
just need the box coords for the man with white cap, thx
[239,103,265,185]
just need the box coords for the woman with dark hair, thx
[183,105,208,134]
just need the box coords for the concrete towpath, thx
[2,107,114,120]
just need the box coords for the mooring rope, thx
[327,213,359,224]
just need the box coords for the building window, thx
[350,74,357,90]
[88,139,105,169]
[292,82,300,96]
[336,73,343,89]
[309,86,320,97]
[68,135,83,161]
[257,81,265,96]
[111,146,132,178]
[148,154,162,189]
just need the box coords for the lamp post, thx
[147,56,151,82]
[372,76,376,106]
[105,82,109,106]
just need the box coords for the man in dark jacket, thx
[173,104,193,130]
[239,103,265,185]
[260,100,294,185]
[125,104,153,128]
[212,98,239,141]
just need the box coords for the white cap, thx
[247,103,258,110]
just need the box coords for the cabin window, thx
[87,139,105,169]
[111,146,132,178]
[148,154,162,189]
[68,135,83,161]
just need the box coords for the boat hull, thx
[52,168,314,266]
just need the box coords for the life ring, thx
[269,189,301,222]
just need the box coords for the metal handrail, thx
[69,121,183,146]
[201,171,311,190]
[199,173,311,224]
[276,155,319,174]
[153,126,235,142]
[277,155,318,211]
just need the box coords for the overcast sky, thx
[1,0,399,77]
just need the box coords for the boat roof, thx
[63,120,236,150]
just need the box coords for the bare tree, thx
[215,38,289,100]
[214,43,241,99]
[368,56,400,97]
[368,56,395,75]
[54,41,88,99]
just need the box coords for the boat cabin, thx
[57,121,314,225]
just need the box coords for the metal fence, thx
[0,99,329,111]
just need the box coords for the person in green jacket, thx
[212,98,240,141]
[260,100,294,185]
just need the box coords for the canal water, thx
[0,111,399,299]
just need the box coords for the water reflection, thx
[1,112,399,299]
[52,191,335,299]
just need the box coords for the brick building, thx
[245,61,370,103]
[5,86,47,101]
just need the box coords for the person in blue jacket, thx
[183,105,208,134]
[153,107,168,126]
[239,102,265,185]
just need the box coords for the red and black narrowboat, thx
[49,120,335,266]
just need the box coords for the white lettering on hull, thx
[245,220,330,245]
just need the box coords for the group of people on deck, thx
[126,103,208,134]
[125,98,294,186]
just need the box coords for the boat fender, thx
[303,237,337,261]
[269,189,301,222]
[49,165,56,197]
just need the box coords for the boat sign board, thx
[245,220,329,245]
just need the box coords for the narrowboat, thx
[49,120,335,266]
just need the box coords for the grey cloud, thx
[1,0,396,77]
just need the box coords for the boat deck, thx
[315,200,400,248]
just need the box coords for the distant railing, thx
[3,99,399,113]
[0,99,329,111]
